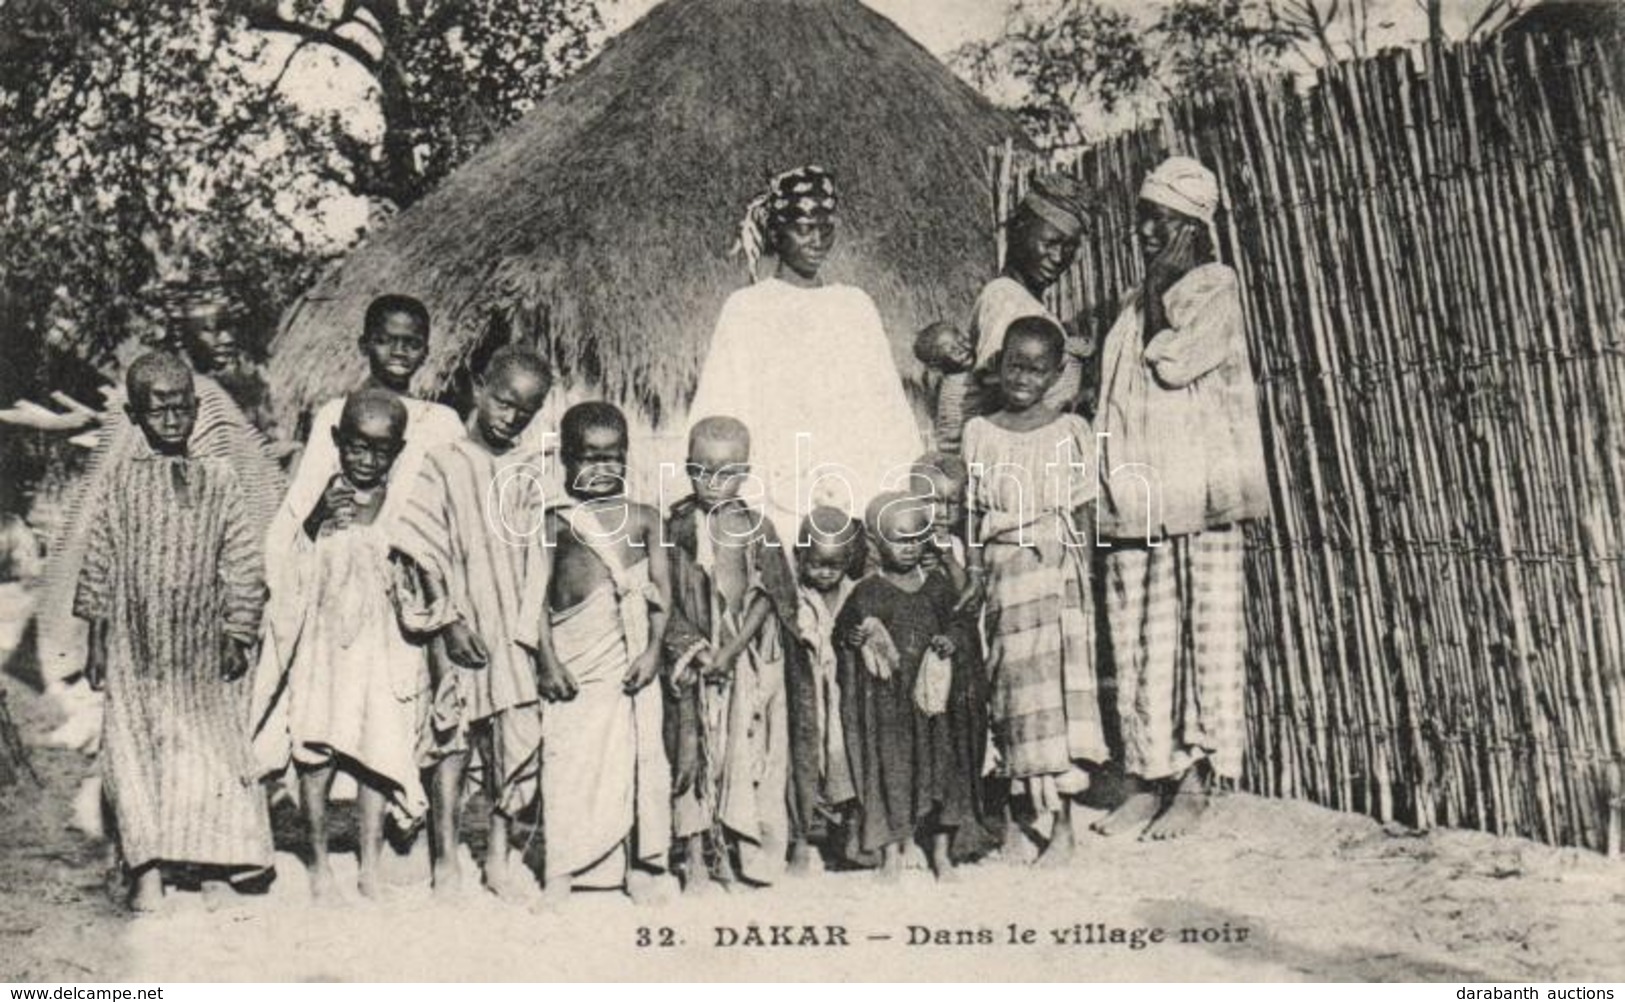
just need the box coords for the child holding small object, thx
[273,389,429,902]
[837,492,985,882]
[786,506,864,873]
[664,416,798,893]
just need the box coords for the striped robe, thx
[40,376,284,685]
[72,453,272,871]
[963,414,1106,785]
[390,435,547,817]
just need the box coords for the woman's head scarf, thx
[733,165,838,281]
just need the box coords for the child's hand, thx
[953,571,987,616]
[443,620,490,670]
[928,634,956,658]
[320,476,358,523]
[538,661,579,702]
[624,648,661,694]
[220,635,253,682]
[703,646,738,686]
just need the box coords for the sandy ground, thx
[2,585,1621,983]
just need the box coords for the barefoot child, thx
[74,353,272,911]
[274,390,429,901]
[787,506,863,873]
[519,402,672,905]
[257,294,462,774]
[962,317,1105,867]
[664,416,798,892]
[836,492,984,882]
[390,346,553,901]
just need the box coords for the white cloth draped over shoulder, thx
[687,279,923,533]
[252,395,464,774]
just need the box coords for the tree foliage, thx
[0,0,603,397]
[951,0,1501,150]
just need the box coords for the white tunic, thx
[688,278,923,537]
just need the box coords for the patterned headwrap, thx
[733,165,839,281]
[1015,172,1090,239]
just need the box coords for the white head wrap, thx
[1139,156,1220,224]
[1140,155,1223,260]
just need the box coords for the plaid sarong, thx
[1104,526,1247,781]
[984,517,1107,779]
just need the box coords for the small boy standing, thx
[836,493,985,883]
[390,346,552,902]
[519,402,672,906]
[278,390,427,901]
[74,352,272,911]
[664,416,798,892]
[787,506,864,874]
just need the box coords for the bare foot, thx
[129,869,165,914]
[532,877,572,913]
[357,867,383,902]
[200,880,236,912]
[1035,812,1076,868]
[1142,768,1210,841]
[875,845,903,884]
[1092,790,1161,837]
[308,859,339,903]
[626,869,674,906]
[787,842,817,877]
[432,862,465,901]
[483,858,542,906]
[682,860,715,897]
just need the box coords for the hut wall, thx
[991,36,1625,853]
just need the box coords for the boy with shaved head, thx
[664,415,798,892]
[74,352,271,911]
[392,346,553,902]
[268,389,430,901]
[519,401,673,907]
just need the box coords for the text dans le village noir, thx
[634,922,1253,950]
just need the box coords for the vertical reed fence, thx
[990,35,1625,853]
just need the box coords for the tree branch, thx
[239,8,381,76]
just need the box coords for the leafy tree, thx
[235,0,603,208]
[954,0,1299,149]
[0,0,603,398]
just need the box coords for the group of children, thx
[75,289,1114,912]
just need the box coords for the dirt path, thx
[2,586,1620,982]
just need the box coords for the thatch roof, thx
[269,0,1030,429]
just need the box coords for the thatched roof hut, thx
[269,0,1029,431]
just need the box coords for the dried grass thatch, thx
[269,0,1030,430]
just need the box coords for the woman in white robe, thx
[688,166,922,544]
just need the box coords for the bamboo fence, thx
[989,35,1625,853]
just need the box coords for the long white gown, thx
[687,278,923,542]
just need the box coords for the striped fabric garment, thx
[390,435,548,816]
[39,375,285,685]
[72,454,272,871]
[1103,526,1248,781]
[983,532,1106,779]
